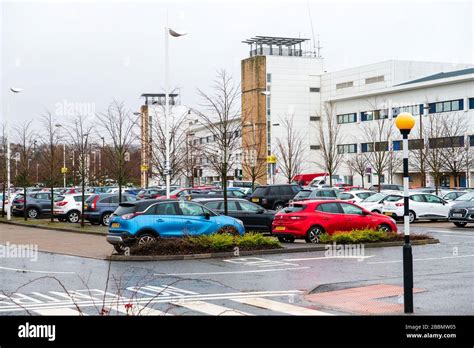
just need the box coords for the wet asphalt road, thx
[0,223,473,316]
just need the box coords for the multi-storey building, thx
[241,35,474,188]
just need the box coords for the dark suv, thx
[448,192,474,227]
[248,184,301,211]
[12,192,63,218]
[83,194,136,225]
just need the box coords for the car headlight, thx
[235,218,244,226]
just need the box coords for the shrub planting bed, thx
[130,232,281,256]
[319,229,434,244]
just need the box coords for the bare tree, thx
[69,115,94,227]
[97,100,138,202]
[347,153,369,188]
[148,105,188,185]
[439,114,468,188]
[182,133,202,187]
[39,112,62,222]
[13,121,36,221]
[193,70,241,216]
[387,147,403,184]
[242,123,267,189]
[423,114,447,194]
[0,124,9,218]
[360,118,394,192]
[275,114,305,184]
[317,103,344,187]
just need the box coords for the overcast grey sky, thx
[1,0,472,126]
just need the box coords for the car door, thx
[409,194,427,217]
[237,200,266,230]
[339,203,372,230]
[177,201,216,235]
[144,202,183,237]
[315,202,344,233]
[424,194,449,218]
[36,193,51,213]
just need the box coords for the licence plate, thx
[275,226,285,231]
[251,198,259,203]
[111,223,120,228]
[384,212,392,216]
[453,213,463,218]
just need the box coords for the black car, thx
[448,192,474,227]
[194,198,275,232]
[248,184,301,211]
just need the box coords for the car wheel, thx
[409,210,416,223]
[377,224,392,233]
[137,234,156,246]
[273,203,285,211]
[217,225,239,236]
[27,208,39,219]
[277,236,295,243]
[305,226,325,243]
[67,211,80,223]
[453,222,467,228]
[101,213,111,226]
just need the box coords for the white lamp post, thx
[6,87,23,221]
[164,27,186,198]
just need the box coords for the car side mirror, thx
[362,211,370,216]
[204,212,211,220]
[257,208,265,214]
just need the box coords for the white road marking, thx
[171,300,250,316]
[32,307,87,316]
[223,257,299,267]
[426,230,474,236]
[368,254,474,264]
[154,267,309,276]
[282,255,375,262]
[106,303,171,316]
[0,266,75,274]
[232,297,332,316]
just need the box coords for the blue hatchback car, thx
[106,200,245,250]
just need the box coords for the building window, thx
[310,116,320,121]
[470,135,474,146]
[393,104,422,117]
[469,98,474,109]
[309,87,320,92]
[337,113,357,124]
[336,81,354,89]
[375,141,388,151]
[409,139,424,150]
[361,143,374,153]
[361,109,388,122]
[310,145,321,150]
[267,73,271,83]
[393,140,402,151]
[337,144,357,154]
[429,136,464,148]
[365,75,384,84]
[428,99,464,113]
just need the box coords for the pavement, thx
[0,221,472,316]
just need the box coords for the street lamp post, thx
[6,87,23,221]
[164,28,186,198]
[55,124,66,187]
[395,112,416,314]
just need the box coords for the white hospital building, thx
[241,35,474,188]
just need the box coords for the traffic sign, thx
[61,167,68,174]
[140,165,149,172]
[267,155,277,164]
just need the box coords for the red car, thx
[272,200,397,243]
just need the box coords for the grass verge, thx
[130,232,281,255]
[319,228,433,244]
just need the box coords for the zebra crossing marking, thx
[32,307,87,316]
[171,300,251,316]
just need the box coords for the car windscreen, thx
[384,195,403,202]
[362,193,386,202]
[281,204,306,213]
[251,187,267,196]
[454,192,474,201]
